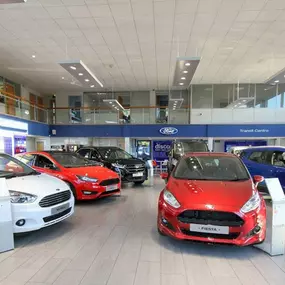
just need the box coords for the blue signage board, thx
[153,140,172,162]
[159,127,178,135]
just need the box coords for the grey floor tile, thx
[161,250,186,275]
[206,257,237,277]
[161,274,188,285]
[53,269,85,285]
[134,261,160,285]
[140,244,161,262]
[213,276,242,285]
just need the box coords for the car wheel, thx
[65,181,77,201]
[134,181,144,185]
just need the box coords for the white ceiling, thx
[0,0,285,93]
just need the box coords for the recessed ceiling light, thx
[179,83,184,85]
[183,71,188,74]
[78,73,83,76]
[274,80,279,83]
[175,101,177,103]
[90,85,94,88]
[32,55,36,58]
[85,79,89,82]
[109,102,112,104]
[181,77,186,80]
[70,66,76,70]
[185,63,191,66]
[61,77,64,80]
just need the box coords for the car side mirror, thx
[160,172,169,180]
[253,175,264,185]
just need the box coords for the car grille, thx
[180,229,240,240]
[100,178,120,186]
[177,210,244,227]
[43,207,72,223]
[125,164,145,173]
[39,190,71,208]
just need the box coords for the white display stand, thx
[145,160,154,186]
[0,178,14,253]
[254,178,285,256]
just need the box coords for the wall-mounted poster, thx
[152,140,172,162]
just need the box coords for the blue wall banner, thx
[152,140,172,161]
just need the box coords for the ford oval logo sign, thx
[159,127,178,135]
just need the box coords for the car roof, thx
[80,146,119,149]
[242,146,285,152]
[184,152,236,158]
[23,151,75,155]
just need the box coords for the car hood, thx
[66,166,118,179]
[6,173,70,196]
[168,178,255,211]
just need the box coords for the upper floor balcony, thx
[2,83,285,126]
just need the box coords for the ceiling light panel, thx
[58,59,103,88]
[103,99,125,111]
[172,57,200,88]
[264,67,285,85]
[169,98,183,110]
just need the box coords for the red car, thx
[16,151,121,201]
[158,152,266,246]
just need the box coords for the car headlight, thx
[163,190,180,209]
[241,191,261,213]
[112,163,125,169]
[77,175,98,183]
[9,190,37,204]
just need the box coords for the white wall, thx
[26,137,36,152]
[191,108,285,124]
[35,137,51,150]
[50,137,91,146]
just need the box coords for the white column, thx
[208,137,214,152]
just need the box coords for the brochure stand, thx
[0,178,14,253]
[145,160,154,186]
[254,178,285,256]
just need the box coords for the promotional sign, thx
[153,140,172,161]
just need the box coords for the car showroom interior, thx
[1,0,285,284]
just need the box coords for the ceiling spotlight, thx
[181,77,186,80]
[175,101,177,103]
[70,66,76,70]
[109,102,112,104]
[61,77,64,80]
[179,83,184,85]
[78,73,83,76]
[90,85,94,88]
[32,55,36,58]
[185,62,191,66]
[85,79,89,82]
[183,71,188,74]
[274,80,279,83]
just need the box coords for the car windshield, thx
[50,153,99,168]
[173,155,250,181]
[176,142,208,153]
[0,153,38,178]
[98,148,133,160]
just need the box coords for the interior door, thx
[36,141,44,151]
[5,83,16,116]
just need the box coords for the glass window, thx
[77,148,90,158]
[272,151,285,167]
[255,84,277,108]
[16,154,35,166]
[173,155,249,181]
[49,153,98,168]
[91,150,100,160]
[192,85,213,108]
[213,84,235,108]
[248,151,271,164]
[35,155,55,168]
[0,153,36,178]
[277,84,285,108]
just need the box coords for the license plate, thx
[190,224,229,235]
[51,203,69,215]
[106,184,118,191]
[133,172,143,177]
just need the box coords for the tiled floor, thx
[1,178,285,285]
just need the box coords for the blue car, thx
[240,146,285,192]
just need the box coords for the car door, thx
[271,151,285,189]
[33,154,60,178]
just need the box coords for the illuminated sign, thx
[0,117,28,132]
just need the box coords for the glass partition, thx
[192,85,213,108]
[255,84,277,108]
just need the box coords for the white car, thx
[0,153,75,233]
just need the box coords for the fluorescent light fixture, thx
[58,59,104,88]
[226,97,254,109]
[103,99,125,111]
[0,0,27,3]
[172,57,200,88]
[90,85,94,88]
[169,98,183,110]
[275,80,279,83]
[265,67,285,85]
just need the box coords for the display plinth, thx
[254,178,285,256]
